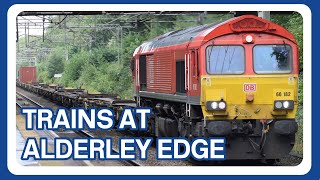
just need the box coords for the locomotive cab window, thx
[253,45,292,74]
[206,45,245,74]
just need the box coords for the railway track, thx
[289,152,303,160]
[17,91,44,108]
[16,91,141,167]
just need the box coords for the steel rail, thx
[289,152,303,159]
[17,91,44,108]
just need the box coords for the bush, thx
[293,107,303,154]
[47,48,65,78]
[36,61,51,83]
[61,51,89,86]
[298,74,303,106]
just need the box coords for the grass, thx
[292,106,303,155]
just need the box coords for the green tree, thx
[47,48,65,78]
[61,50,89,86]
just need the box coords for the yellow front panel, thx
[200,75,298,120]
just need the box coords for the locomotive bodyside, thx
[132,15,299,161]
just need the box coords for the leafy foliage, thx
[37,61,51,83]
[47,48,65,78]
[61,51,88,86]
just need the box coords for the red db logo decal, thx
[244,83,256,92]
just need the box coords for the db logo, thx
[244,83,256,92]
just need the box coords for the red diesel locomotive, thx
[131,15,299,162]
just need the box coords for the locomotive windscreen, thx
[206,45,245,74]
[253,45,292,74]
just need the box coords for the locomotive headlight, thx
[206,101,227,111]
[211,102,218,109]
[275,101,283,109]
[218,102,226,109]
[283,101,289,109]
[245,35,253,43]
[243,34,254,43]
[274,100,294,110]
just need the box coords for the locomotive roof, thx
[134,15,296,55]
[140,21,224,51]
[137,20,230,54]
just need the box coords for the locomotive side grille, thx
[146,51,174,93]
